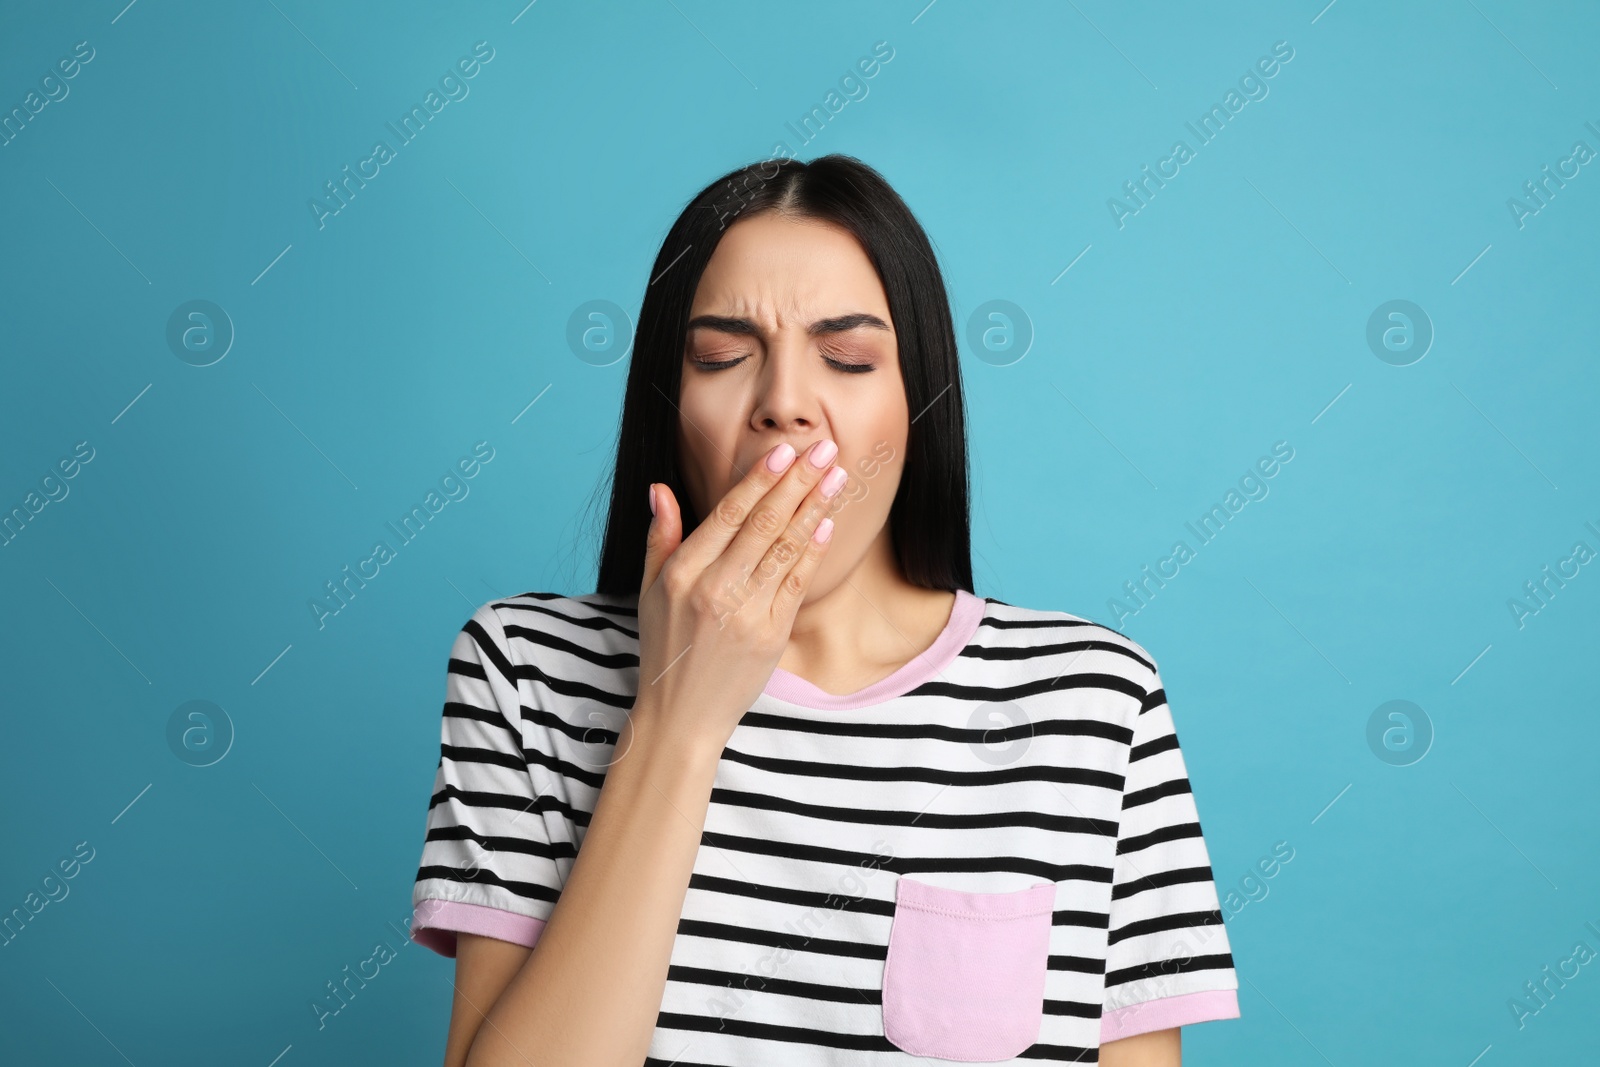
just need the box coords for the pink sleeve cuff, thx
[410,899,548,959]
[1101,988,1240,1042]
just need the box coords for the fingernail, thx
[820,466,847,498]
[813,517,834,543]
[647,483,657,517]
[767,443,796,472]
[808,439,838,468]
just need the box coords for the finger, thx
[640,482,684,597]
[669,441,803,574]
[743,464,848,614]
[712,439,840,583]
[767,506,835,623]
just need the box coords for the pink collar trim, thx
[761,589,986,710]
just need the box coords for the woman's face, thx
[676,211,908,596]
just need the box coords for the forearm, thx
[464,708,723,1067]
[1101,1027,1181,1066]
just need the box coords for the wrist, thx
[618,702,727,776]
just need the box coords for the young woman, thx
[409,155,1239,1066]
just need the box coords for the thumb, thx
[640,482,683,596]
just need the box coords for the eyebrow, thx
[684,312,892,338]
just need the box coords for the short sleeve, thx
[410,603,567,958]
[1100,659,1240,1042]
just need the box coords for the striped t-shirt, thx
[410,588,1240,1063]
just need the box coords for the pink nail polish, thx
[767,443,796,472]
[820,466,847,498]
[813,517,834,543]
[808,439,838,468]
[647,483,656,516]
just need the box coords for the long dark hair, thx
[588,153,972,598]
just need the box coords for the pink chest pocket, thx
[881,875,1057,1061]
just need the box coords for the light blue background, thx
[3,1,1597,1063]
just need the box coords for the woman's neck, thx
[776,532,958,697]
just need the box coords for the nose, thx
[749,337,819,436]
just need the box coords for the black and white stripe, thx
[413,591,1236,1063]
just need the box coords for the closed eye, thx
[689,355,746,372]
[826,356,876,374]
[690,355,876,374]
